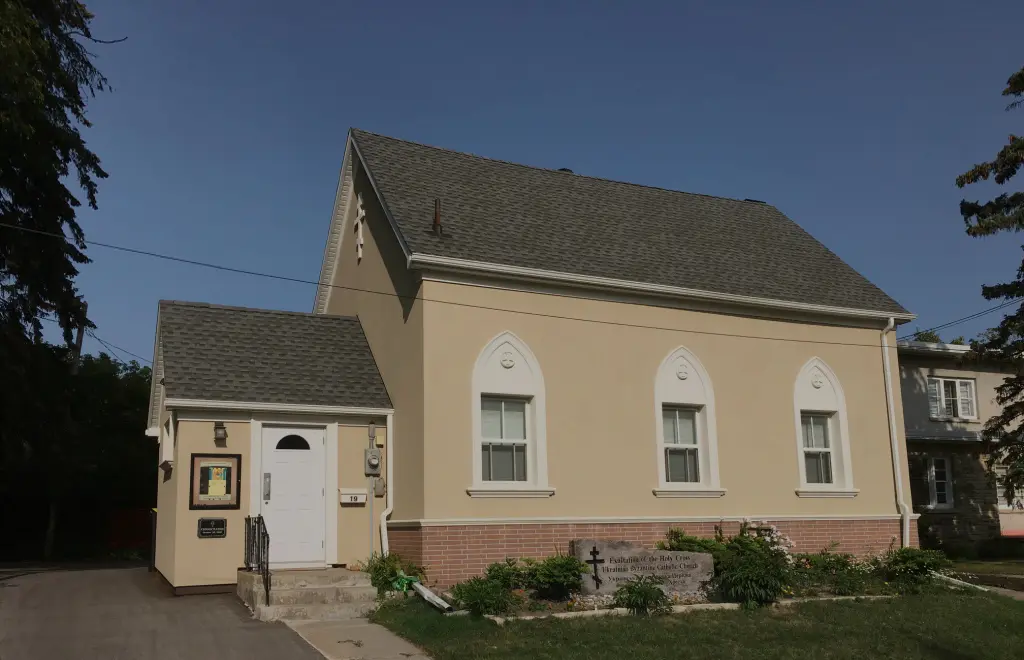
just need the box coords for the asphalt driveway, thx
[0,567,322,659]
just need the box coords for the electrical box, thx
[373,477,386,498]
[364,448,382,476]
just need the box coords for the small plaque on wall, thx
[197,518,227,538]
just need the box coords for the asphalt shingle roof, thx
[352,129,908,315]
[157,301,391,409]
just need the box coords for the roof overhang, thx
[897,340,972,356]
[164,398,394,417]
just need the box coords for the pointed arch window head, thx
[793,358,857,497]
[469,332,553,498]
[653,346,725,497]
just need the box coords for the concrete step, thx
[269,568,371,588]
[268,584,378,606]
[255,601,377,622]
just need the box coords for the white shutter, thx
[958,380,975,418]
[927,379,941,418]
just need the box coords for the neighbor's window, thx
[481,396,528,482]
[662,406,700,483]
[927,377,976,420]
[927,457,953,509]
[993,463,1024,511]
[801,414,833,485]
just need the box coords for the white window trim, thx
[924,455,954,510]
[793,357,857,497]
[469,331,552,498]
[927,377,978,422]
[653,346,724,497]
[993,463,1024,512]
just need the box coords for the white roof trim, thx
[164,398,394,416]
[410,254,915,322]
[897,340,972,356]
[146,307,164,429]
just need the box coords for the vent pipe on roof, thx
[433,198,442,235]
[558,168,574,173]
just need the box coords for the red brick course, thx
[388,518,917,587]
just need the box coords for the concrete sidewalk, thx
[286,618,430,660]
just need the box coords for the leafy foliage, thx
[912,328,943,343]
[613,575,671,616]
[874,547,949,593]
[658,528,727,559]
[713,534,790,608]
[790,548,870,596]
[450,577,522,616]
[530,554,588,600]
[484,557,534,590]
[0,0,115,341]
[955,65,1024,501]
[361,552,426,597]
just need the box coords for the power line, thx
[1,221,1015,351]
[37,316,152,365]
[897,299,1021,341]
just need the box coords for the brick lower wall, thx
[388,518,915,588]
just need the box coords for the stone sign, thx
[571,539,714,597]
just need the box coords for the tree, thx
[956,65,1024,506]
[912,328,943,343]
[0,0,111,343]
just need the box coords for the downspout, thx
[379,412,395,554]
[881,317,911,547]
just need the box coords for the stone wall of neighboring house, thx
[907,440,1001,551]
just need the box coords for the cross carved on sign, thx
[586,545,605,588]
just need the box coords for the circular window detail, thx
[276,434,310,450]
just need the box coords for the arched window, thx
[793,358,857,496]
[469,332,552,497]
[653,347,724,497]
[276,434,310,450]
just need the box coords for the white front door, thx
[260,426,326,567]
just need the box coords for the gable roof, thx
[148,301,391,425]
[328,129,910,320]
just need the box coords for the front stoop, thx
[237,568,378,622]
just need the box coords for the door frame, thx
[250,417,338,568]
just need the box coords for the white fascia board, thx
[164,398,394,416]
[896,340,973,356]
[410,254,916,323]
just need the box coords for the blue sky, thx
[63,1,1023,362]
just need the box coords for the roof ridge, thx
[349,128,775,207]
[159,299,358,322]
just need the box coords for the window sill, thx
[928,416,978,423]
[795,488,859,498]
[466,487,555,498]
[653,488,726,498]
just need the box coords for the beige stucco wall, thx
[172,419,252,587]
[326,164,425,521]
[899,354,1007,441]
[154,415,387,587]
[417,279,912,521]
[153,411,177,583]
[337,424,387,566]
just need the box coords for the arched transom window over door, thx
[653,347,725,498]
[469,331,553,498]
[793,357,857,497]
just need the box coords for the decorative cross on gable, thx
[355,194,366,260]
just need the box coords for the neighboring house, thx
[898,340,1024,549]
[149,129,920,591]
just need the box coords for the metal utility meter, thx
[365,447,382,476]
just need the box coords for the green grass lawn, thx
[373,589,1024,659]
[951,559,1024,575]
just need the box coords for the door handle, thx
[263,473,271,500]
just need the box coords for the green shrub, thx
[361,552,426,596]
[531,555,588,600]
[658,528,727,559]
[877,547,949,593]
[484,558,531,590]
[714,534,790,607]
[792,549,867,596]
[613,575,671,616]
[451,577,522,615]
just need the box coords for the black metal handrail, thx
[244,515,270,603]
